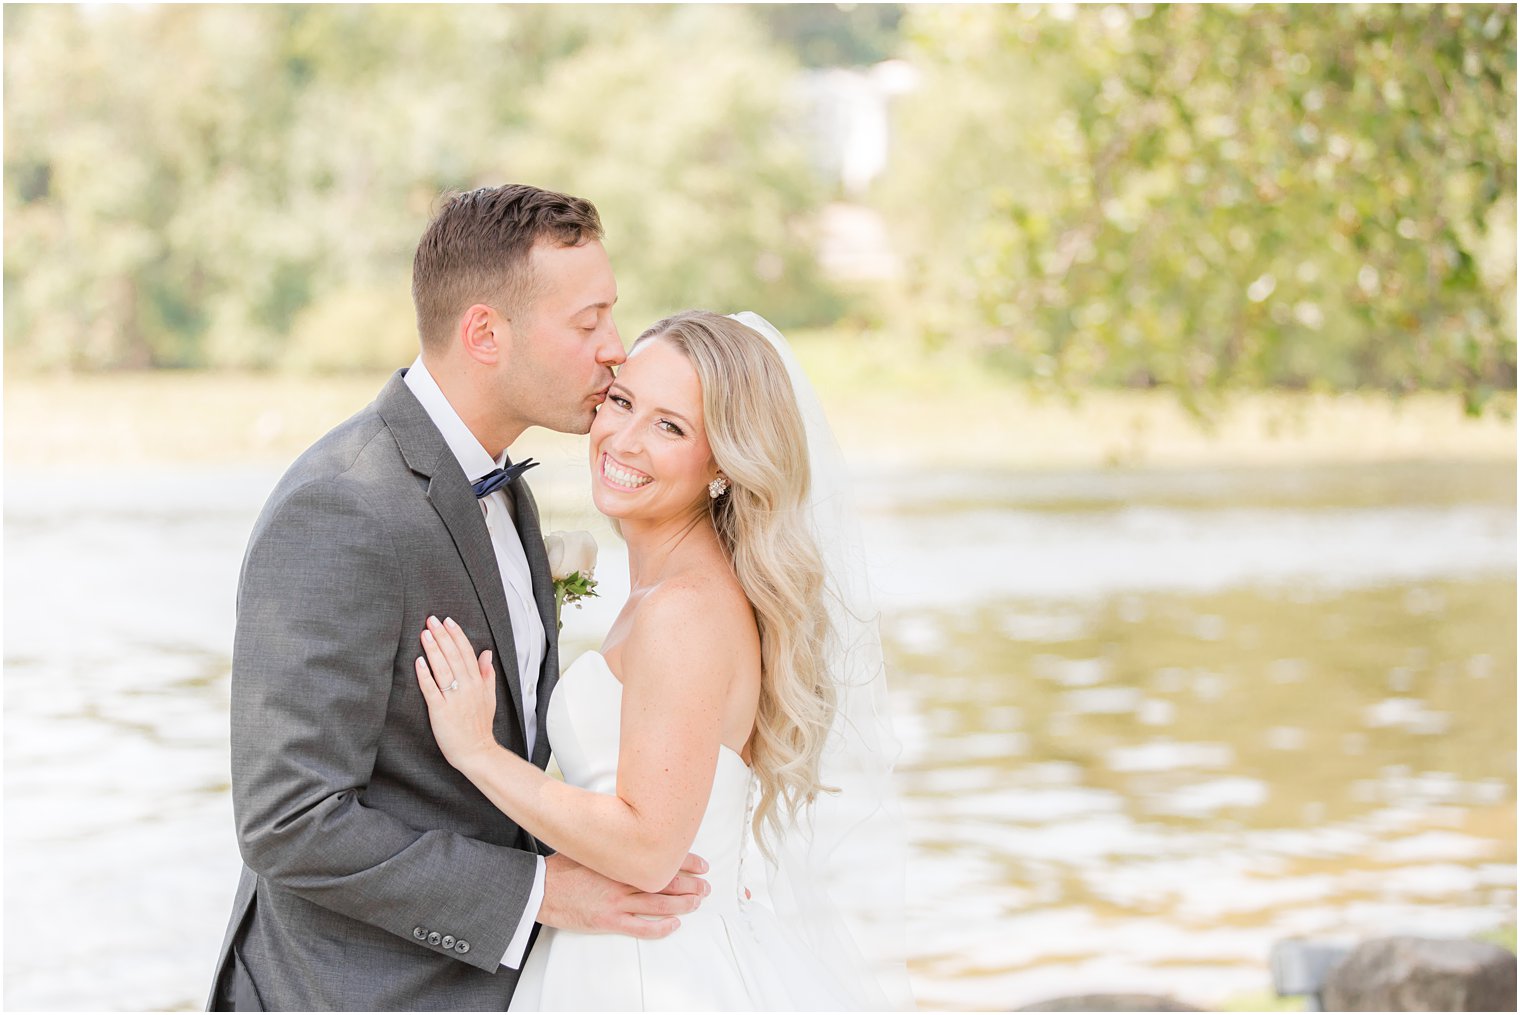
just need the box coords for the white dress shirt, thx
[405,357,546,969]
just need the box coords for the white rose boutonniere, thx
[545,530,598,629]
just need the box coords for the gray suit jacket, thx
[208,371,560,1011]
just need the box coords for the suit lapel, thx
[377,371,528,748]
[425,466,529,743]
[510,478,560,769]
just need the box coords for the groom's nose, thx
[595,321,626,366]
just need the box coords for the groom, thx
[209,185,706,1011]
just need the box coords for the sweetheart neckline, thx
[562,650,754,772]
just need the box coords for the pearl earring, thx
[708,476,729,499]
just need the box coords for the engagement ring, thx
[445,680,459,693]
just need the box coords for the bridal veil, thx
[729,312,915,1010]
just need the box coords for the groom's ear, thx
[459,303,505,366]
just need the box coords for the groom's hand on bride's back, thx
[540,852,710,938]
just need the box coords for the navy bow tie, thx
[472,458,538,499]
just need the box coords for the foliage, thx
[5,3,1516,411]
[499,5,843,333]
[880,4,1517,414]
[3,4,837,370]
[754,3,905,68]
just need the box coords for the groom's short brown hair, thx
[412,184,604,350]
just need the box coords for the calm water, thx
[4,460,1514,1010]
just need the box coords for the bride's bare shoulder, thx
[625,570,756,662]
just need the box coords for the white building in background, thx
[800,59,921,198]
[799,59,921,281]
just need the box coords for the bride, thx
[414,310,912,1010]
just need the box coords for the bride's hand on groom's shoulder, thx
[539,852,711,939]
[414,614,500,772]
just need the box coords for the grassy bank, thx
[5,330,1514,470]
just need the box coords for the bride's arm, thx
[415,583,734,894]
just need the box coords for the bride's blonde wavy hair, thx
[631,310,837,853]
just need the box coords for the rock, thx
[1322,935,1517,1012]
[1016,994,1204,1012]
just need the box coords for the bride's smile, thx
[599,452,652,491]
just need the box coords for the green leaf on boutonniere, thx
[552,571,599,630]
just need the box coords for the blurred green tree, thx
[754,2,905,68]
[3,4,838,370]
[499,4,842,333]
[880,3,1517,414]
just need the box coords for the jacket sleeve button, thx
[441,935,456,949]
[427,932,442,946]
[455,939,471,954]
[412,927,427,940]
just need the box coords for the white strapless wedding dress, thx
[508,651,858,1011]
